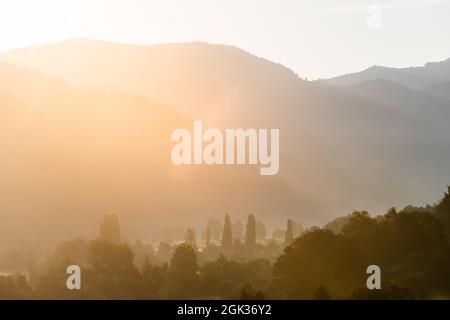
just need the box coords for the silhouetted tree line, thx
[1,187,449,299]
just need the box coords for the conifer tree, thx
[184,228,197,251]
[205,227,211,247]
[245,214,256,247]
[221,214,233,252]
[285,219,294,245]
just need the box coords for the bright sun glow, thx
[0,1,82,50]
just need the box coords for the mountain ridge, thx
[324,57,450,89]
[1,39,450,243]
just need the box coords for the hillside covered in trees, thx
[1,187,449,300]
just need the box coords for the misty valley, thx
[0,37,450,301]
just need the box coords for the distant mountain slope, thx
[324,58,450,90]
[426,81,450,100]
[0,62,324,244]
[349,79,450,113]
[0,62,194,242]
[0,39,303,121]
[344,79,450,136]
[1,40,450,241]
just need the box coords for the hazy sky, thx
[1,0,450,79]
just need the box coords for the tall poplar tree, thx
[221,214,233,252]
[245,214,256,247]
